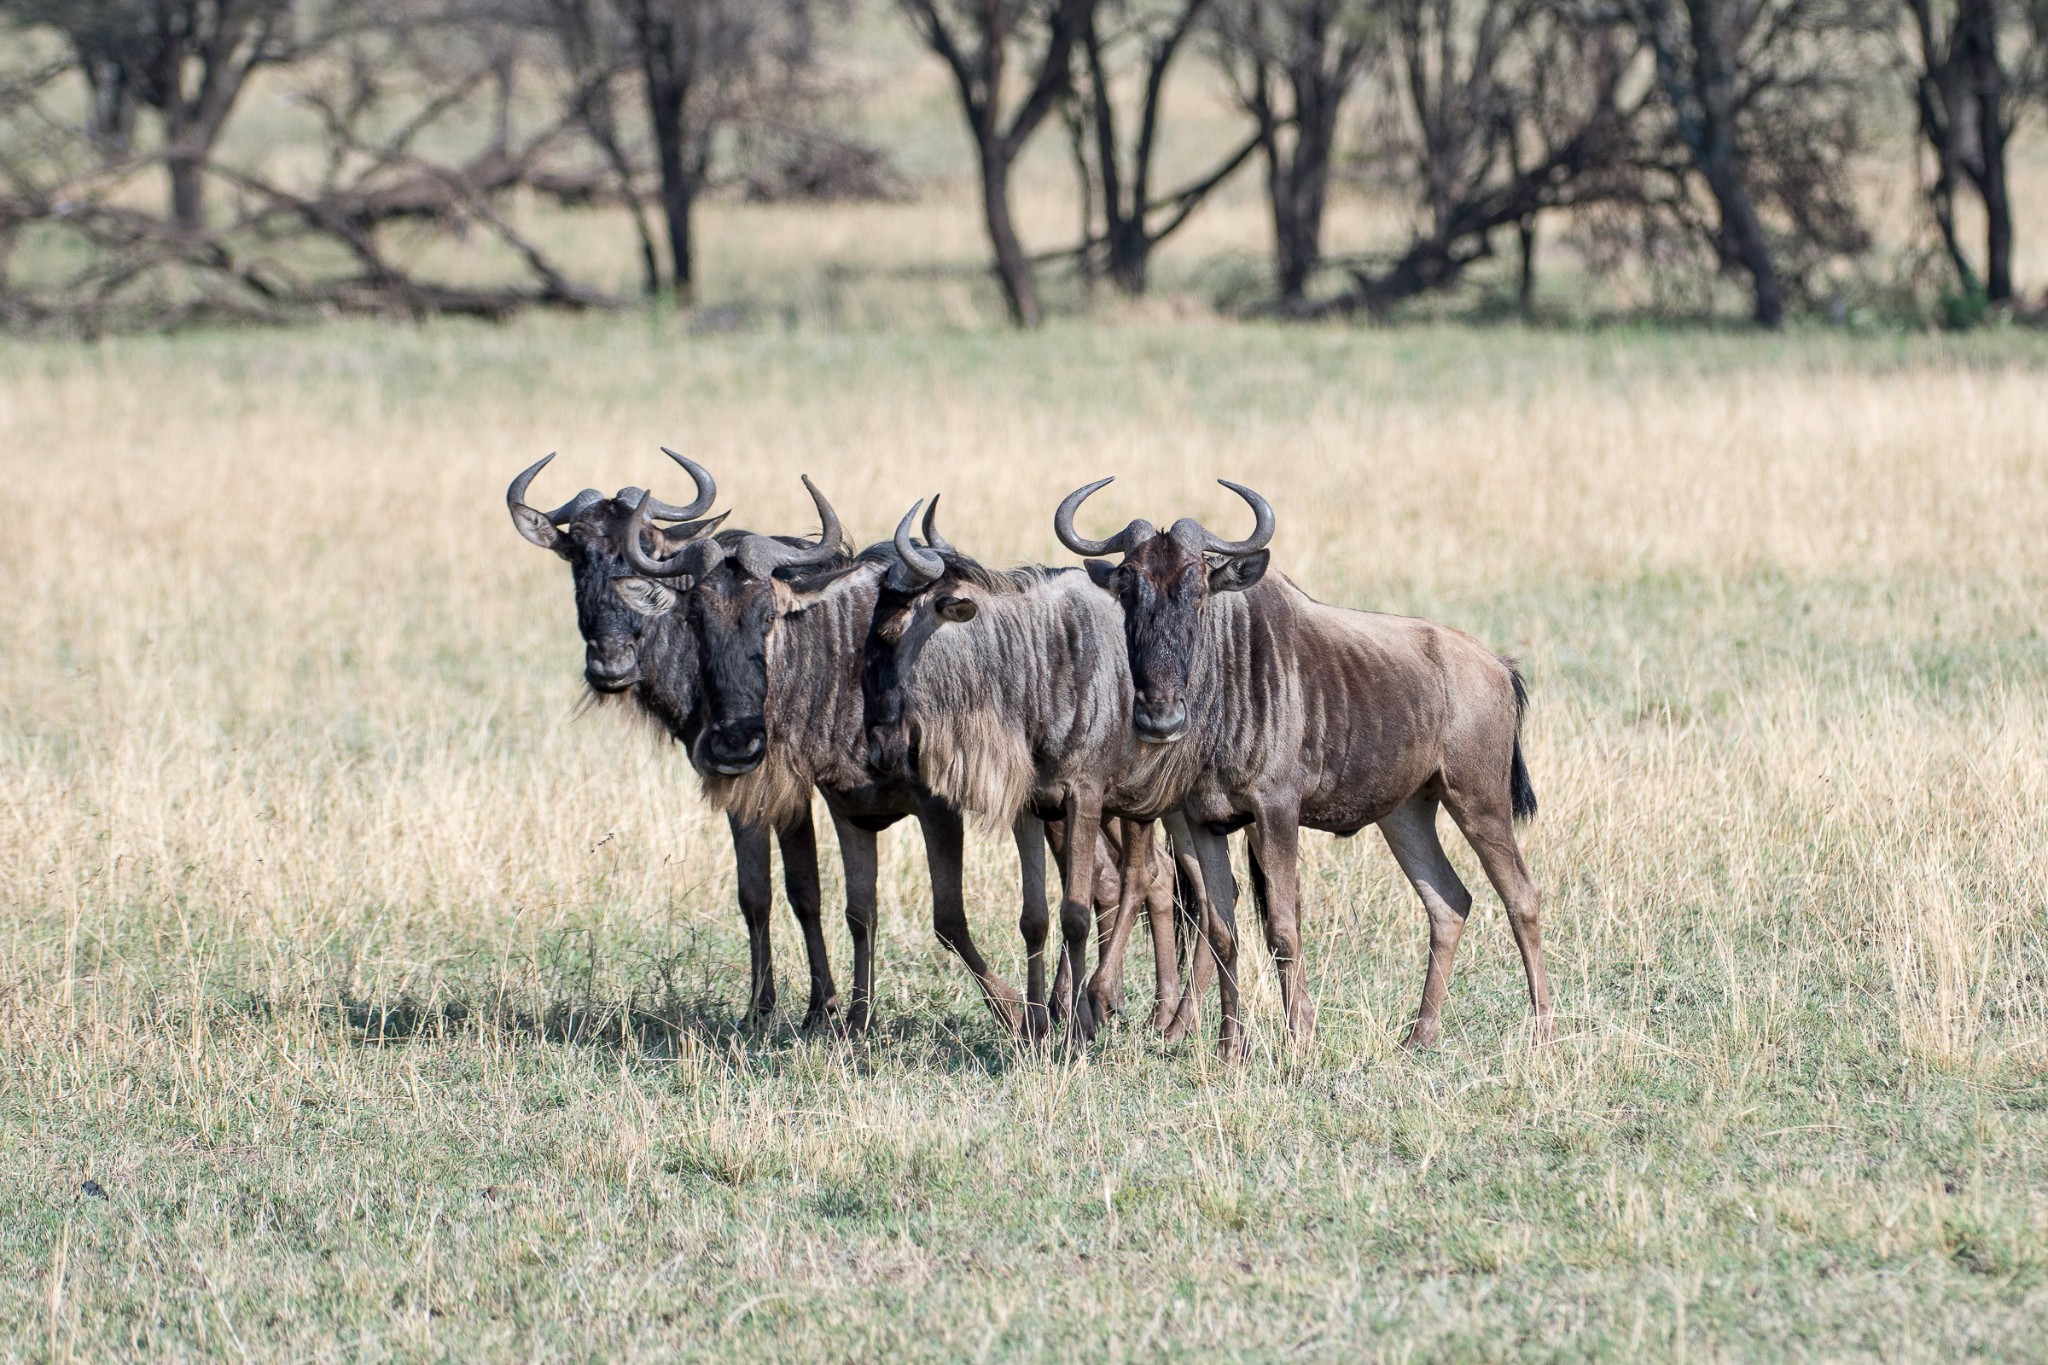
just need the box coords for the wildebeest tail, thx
[1504,657,1537,823]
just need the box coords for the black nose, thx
[868,729,911,779]
[585,645,637,692]
[1133,697,1187,743]
[702,718,768,773]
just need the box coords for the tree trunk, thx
[1658,0,1784,327]
[1267,67,1341,310]
[1084,21,1150,297]
[168,149,206,232]
[1517,217,1536,316]
[1960,0,2012,302]
[1106,221,1148,295]
[979,142,1040,327]
[1981,140,2012,303]
[1703,154,1782,327]
[645,75,694,302]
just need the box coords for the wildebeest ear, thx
[1208,550,1268,595]
[936,595,977,623]
[1083,558,1119,591]
[512,504,568,555]
[613,576,681,616]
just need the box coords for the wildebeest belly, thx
[1293,671,1444,831]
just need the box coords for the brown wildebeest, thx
[506,451,843,1027]
[1055,478,1551,1054]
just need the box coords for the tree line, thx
[1,0,2044,332]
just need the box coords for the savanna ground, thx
[5,15,2048,1360]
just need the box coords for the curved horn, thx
[509,453,603,548]
[638,447,717,521]
[921,494,955,555]
[733,475,845,576]
[1195,480,1276,556]
[622,489,725,579]
[894,500,945,584]
[1053,477,1154,557]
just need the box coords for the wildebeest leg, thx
[1378,795,1473,1050]
[1168,818,1244,1060]
[1043,818,1076,1024]
[1014,813,1052,1042]
[1163,820,1218,1037]
[1085,819,1158,1027]
[1141,830,1186,1030]
[1057,793,1106,1046]
[774,807,839,1030]
[728,814,776,1022]
[1442,787,1554,1046]
[1086,824,1128,1021]
[1248,806,1316,1045]
[829,808,881,1039]
[915,796,1026,1035]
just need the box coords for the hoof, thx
[1019,1004,1053,1046]
[1216,1025,1247,1063]
[1531,1015,1557,1048]
[1149,997,1181,1033]
[840,1004,872,1040]
[1085,986,1118,1028]
[1399,1022,1440,1051]
[1064,994,1098,1050]
[1162,998,1198,1044]
[983,993,1026,1037]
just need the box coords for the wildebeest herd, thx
[508,450,1552,1058]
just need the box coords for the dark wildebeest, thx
[1054,478,1552,1054]
[506,451,843,1027]
[622,478,1181,1037]
[862,501,1217,1042]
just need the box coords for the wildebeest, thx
[869,502,1195,1032]
[617,473,1179,1038]
[862,501,1230,1043]
[1054,478,1552,1053]
[505,451,843,1027]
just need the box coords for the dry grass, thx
[2,313,2046,1360]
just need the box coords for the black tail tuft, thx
[1503,657,1538,823]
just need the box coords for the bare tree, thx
[1211,0,1377,309]
[1614,0,1879,327]
[1065,0,1261,294]
[517,0,842,303]
[617,0,758,302]
[1901,0,2047,304]
[0,1,617,332]
[526,0,666,296]
[899,0,1095,326]
[1336,0,1650,315]
[6,0,312,231]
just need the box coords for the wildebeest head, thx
[1054,477,1273,743]
[861,497,961,781]
[620,475,847,777]
[505,448,725,696]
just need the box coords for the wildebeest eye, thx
[935,596,977,624]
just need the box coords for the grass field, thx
[2,309,2045,1360]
